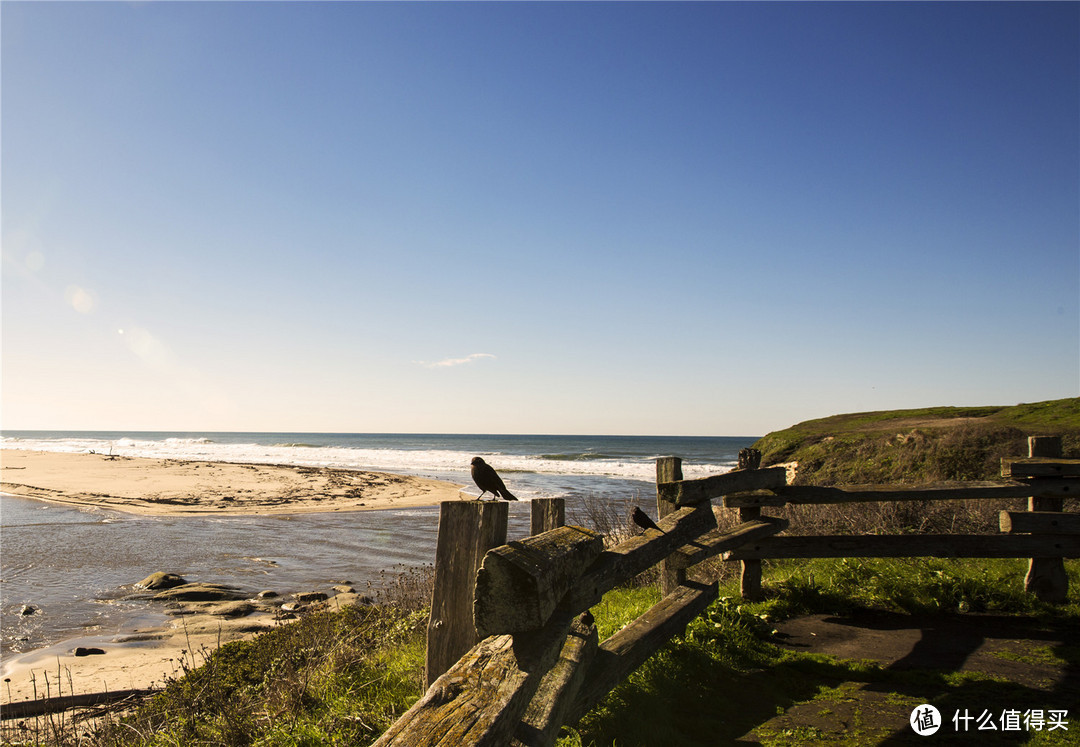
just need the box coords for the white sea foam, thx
[1,435,732,481]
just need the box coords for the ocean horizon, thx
[1,430,758,489]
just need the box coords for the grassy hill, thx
[752,398,1080,485]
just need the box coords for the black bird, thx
[631,506,664,534]
[470,457,518,501]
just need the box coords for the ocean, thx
[0,431,757,661]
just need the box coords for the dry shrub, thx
[753,495,1078,537]
[766,498,1018,536]
[568,494,638,548]
[372,564,435,613]
[568,493,659,587]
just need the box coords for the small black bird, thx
[631,506,664,534]
[470,457,518,501]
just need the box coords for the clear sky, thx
[2,1,1077,437]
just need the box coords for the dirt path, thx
[738,611,1079,744]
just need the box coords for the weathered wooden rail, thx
[375,436,1079,746]
[723,436,1079,602]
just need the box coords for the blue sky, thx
[2,1,1077,436]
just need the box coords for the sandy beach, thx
[2,607,284,707]
[1,589,373,714]
[0,449,466,516]
[1,449,467,714]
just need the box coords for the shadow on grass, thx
[565,608,1079,747]
[568,643,870,745]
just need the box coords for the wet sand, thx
[2,608,282,706]
[1,449,465,712]
[0,449,466,516]
[1,590,372,712]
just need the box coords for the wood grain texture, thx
[512,614,599,747]
[723,481,1077,508]
[474,526,604,637]
[1000,510,1080,535]
[669,515,788,569]
[425,501,508,688]
[378,612,574,746]
[530,498,566,536]
[656,466,788,506]
[1022,437,1069,603]
[656,457,684,596]
[1001,457,1080,478]
[566,503,716,613]
[725,534,1080,560]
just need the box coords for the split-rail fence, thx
[375,436,1079,746]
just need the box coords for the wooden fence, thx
[375,436,1079,746]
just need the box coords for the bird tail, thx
[501,490,518,501]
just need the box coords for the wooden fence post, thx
[1025,436,1068,603]
[656,457,684,596]
[531,498,565,536]
[738,448,764,601]
[425,500,509,688]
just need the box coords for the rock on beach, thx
[166,601,257,618]
[153,583,245,602]
[73,647,106,657]
[294,591,329,603]
[136,572,188,590]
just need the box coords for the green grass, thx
[560,557,1079,747]
[100,604,429,746]
[759,556,1080,619]
[751,397,1080,485]
[559,585,888,746]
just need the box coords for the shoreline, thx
[1,449,466,710]
[1,612,275,706]
[0,449,467,516]
[1,591,366,709]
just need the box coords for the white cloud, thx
[421,353,496,368]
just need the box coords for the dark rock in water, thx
[333,585,356,594]
[19,604,38,616]
[295,591,328,603]
[153,583,245,602]
[257,590,279,599]
[73,647,105,657]
[136,572,188,590]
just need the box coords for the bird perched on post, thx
[631,506,664,534]
[470,457,517,501]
